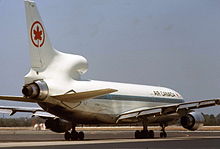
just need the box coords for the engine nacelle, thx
[45,118,72,133]
[180,112,204,131]
[22,80,49,100]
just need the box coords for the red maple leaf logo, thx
[30,21,45,47]
[33,25,42,41]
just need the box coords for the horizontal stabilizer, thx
[52,88,118,102]
[0,96,39,103]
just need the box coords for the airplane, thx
[0,0,219,141]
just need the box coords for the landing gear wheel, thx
[160,132,164,138]
[160,123,168,138]
[78,131,84,140]
[160,132,167,138]
[71,131,79,140]
[148,130,154,138]
[135,130,141,139]
[135,120,155,139]
[135,130,154,139]
[163,132,167,138]
[64,131,71,141]
[141,130,148,139]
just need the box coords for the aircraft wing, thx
[116,99,220,123]
[0,106,43,116]
[0,105,56,118]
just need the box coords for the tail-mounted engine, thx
[22,80,49,100]
[180,112,204,131]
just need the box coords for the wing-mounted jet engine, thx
[45,118,72,133]
[180,112,204,131]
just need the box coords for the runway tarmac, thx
[0,128,219,149]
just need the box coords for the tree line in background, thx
[0,117,44,127]
[203,114,220,126]
[0,114,219,127]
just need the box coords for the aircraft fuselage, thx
[38,80,184,124]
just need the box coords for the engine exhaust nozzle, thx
[22,80,49,100]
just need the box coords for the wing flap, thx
[139,108,161,116]
[52,88,118,102]
[177,99,220,111]
[117,99,220,123]
[0,109,12,114]
[33,111,56,118]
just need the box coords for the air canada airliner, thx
[0,0,219,141]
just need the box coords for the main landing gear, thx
[135,122,168,139]
[64,125,84,141]
[135,129,155,139]
[135,121,154,139]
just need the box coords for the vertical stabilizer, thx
[24,0,56,70]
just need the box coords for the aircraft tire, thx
[160,132,167,138]
[141,130,148,139]
[148,130,154,138]
[71,131,79,140]
[135,130,141,139]
[160,132,164,138]
[78,131,84,140]
[64,131,71,141]
[164,132,167,138]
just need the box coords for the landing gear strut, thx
[64,124,84,141]
[135,120,154,139]
[160,123,167,138]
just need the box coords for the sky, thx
[0,0,220,117]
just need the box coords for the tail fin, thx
[24,0,57,70]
